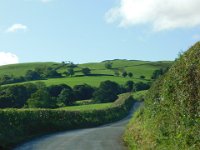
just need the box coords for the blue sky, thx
[0,0,200,65]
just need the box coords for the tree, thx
[25,70,41,81]
[125,81,135,92]
[73,84,95,100]
[122,71,128,78]
[27,89,56,108]
[140,75,146,79]
[48,84,71,97]
[57,88,75,106]
[66,68,74,77]
[135,82,150,91]
[82,68,91,76]
[105,61,112,69]
[93,80,120,103]
[151,68,169,79]
[45,67,61,78]
[128,72,133,78]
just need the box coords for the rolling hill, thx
[0,59,172,87]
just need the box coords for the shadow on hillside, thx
[74,74,114,77]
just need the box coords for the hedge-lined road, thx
[14,102,141,150]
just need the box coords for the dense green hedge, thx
[124,42,200,150]
[0,93,134,150]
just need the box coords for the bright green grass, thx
[132,90,148,101]
[0,62,59,77]
[74,100,93,106]
[57,103,112,111]
[7,76,146,87]
[0,60,173,87]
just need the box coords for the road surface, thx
[14,102,141,150]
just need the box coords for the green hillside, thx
[0,59,172,87]
[124,42,200,149]
[0,62,59,77]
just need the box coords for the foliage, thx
[124,42,200,149]
[151,67,169,79]
[135,82,150,91]
[73,84,95,100]
[93,80,120,103]
[140,75,145,79]
[26,89,56,108]
[25,70,41,81]
[128,72,133,78]
[125,80,134,92]
[122,71,128,78]
[81,67,91,76]
[105,61,113,69]
[0,93,134,150]
[48,84,72,97]
[57,88,75,106]
[66,68,74,77]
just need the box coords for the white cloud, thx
[0,52,19,66]
[106,0,200,31]
[6,24,28,33]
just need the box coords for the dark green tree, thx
[48,84,71,97]
[25,70,41,80]
[125,80,135,92]
[128,72,133,78]
[57,88,75,106]
[122,71,128,78]
[82,68,91,76]
[27,89,55,108]
[93,80,120,103]
[140,75,146,79]
[66,68,74,77]
[73,84,95,100]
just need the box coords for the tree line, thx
[0,80,150,108]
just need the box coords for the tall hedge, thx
[124,42,200,149]
[0,93,134,150]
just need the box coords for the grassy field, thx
[0,59,172,87]
[0,62,59,77]
[7,76,148,87]
[58,103,112,111]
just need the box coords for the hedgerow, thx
[0,93,134,150]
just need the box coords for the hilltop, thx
[0,59,172,87]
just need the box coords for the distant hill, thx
[0,62,59,77]
[0,59,172,87]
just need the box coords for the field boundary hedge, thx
[0,93,134,150]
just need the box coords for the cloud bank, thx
[106,0,200,31]
[0,52,19,66]
[7,24,28,33]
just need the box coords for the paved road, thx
[14,102,141,150]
